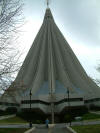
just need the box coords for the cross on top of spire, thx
[46,0,49,8]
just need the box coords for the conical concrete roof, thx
[1,8,100,104]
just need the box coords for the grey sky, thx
[19,0,100,80]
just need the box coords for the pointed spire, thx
[1,7,100,112]
[44,8,54,21]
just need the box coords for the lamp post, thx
[51,102,54,124]
[67,87,71,126]
[49,92,55,124]
[29,89,32,128]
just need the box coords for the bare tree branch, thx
[0,0,24,92]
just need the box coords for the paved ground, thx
[0,124,29,128]
[0,114,15,120]
[0,124,70,133]
[33,124,69,133]
[90,111,100,115]
[71,120,100,126]
[33,127,69,133]
[1,120,100,128]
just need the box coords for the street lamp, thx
[49,92,55,124]
[67,87,71,126]
[29,89,32,128]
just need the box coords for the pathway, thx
[0,120,100,128]
[89,111,100,115]
[0,114,15,120]
[33,127,69,133]
[71,120,100,126]
[33,124,70,133]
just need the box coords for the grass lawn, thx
[82,113,100,121]
[0,116,27,124]
[72,124,100,133]
[0,128,28,133]
[73,112,100,122]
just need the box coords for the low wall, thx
[48,124,55,128]
[24,127,35,133]
[66,125,77,133]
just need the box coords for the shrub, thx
[90,104,100,111]
[5,107,17,114]
[16,110,45,124]
[63,114,73,123]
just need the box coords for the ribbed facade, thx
[1,8,100,113]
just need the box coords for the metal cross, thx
[46,0,49,7]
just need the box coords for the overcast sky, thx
[19,0,100,80]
